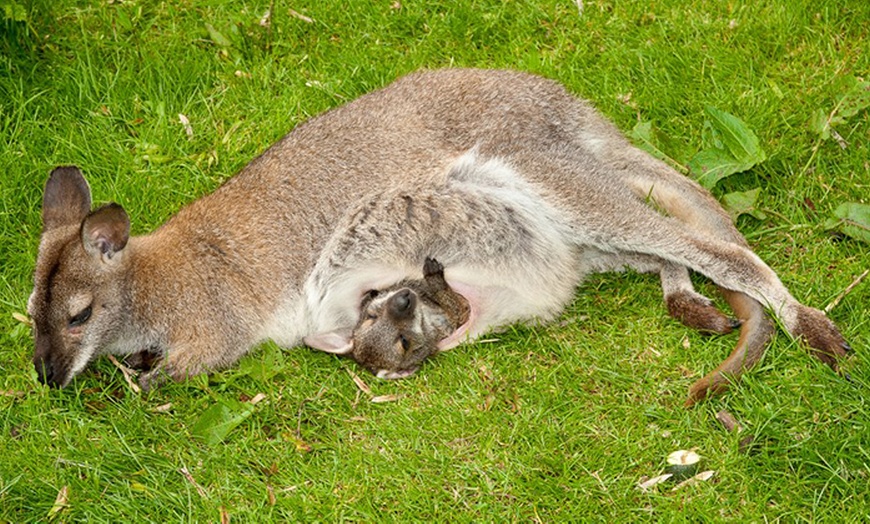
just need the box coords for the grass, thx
[1,0,868,521]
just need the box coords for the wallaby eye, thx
[398,335,410,353]
[69,305,92,327]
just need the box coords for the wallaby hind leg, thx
[596,250,767,406]
[659,262,741,335]
[597,202,849,364]
[620,164,783,403]
[590,249,739,335]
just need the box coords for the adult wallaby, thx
[29,68,849,404]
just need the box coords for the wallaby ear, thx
[81,203,130,262]
[42,166,92,231]
[304,331,354,355]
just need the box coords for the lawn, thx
[1,0,868,521]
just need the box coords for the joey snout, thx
[388,288,417,320]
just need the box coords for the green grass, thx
[2,0,869,521]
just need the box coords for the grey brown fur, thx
[29,68,849,404]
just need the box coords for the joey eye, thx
[69,305,92,327]
[361,289,379,308]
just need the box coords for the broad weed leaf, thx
[688,149,754,189]
[703,106,766,164]
[192,399,255,445]
[689,107,766,188]
[825,202,870,243]
[722,188,767,221]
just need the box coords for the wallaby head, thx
[305,258,470,379]
[28,167,132,387]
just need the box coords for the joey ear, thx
[423,257,444,278]
[304,331,354,355]
[81,203,130,262]
[42,166,92,231]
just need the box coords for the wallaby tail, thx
[684,288,775,407]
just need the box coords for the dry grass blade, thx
[288,8,314,23]
[179,467,208,498]
[178,113,193,139]
[348,369,372,395]
[107,355,141,393]
[825,269,868,313]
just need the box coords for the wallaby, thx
[29,68,850,405]
[327,257,469,379]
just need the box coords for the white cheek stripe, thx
[64,343,98,387]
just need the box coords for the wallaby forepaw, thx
[794,306,850,370]
[666,290,737,335]
[139,367,170,392]
[124,349,161,371]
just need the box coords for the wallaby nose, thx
[388,288,417,319]
[33,356,58,387]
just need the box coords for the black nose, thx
[388,289,417,320]
[33,356,65,387]
[34,357,55,386]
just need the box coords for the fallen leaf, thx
[47,485,69,521]
[205,23,232,48]
[637,473,673,492]
[12,312,32,326]
[672,470,715,491]
[192,399,255,445]
[249,393,267,405]
[178,113,193,139]
[716,410,742,433]
[151,402,173,413]
[0,390,25,398]
[371,394,399,403]
[825,202,870,244]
